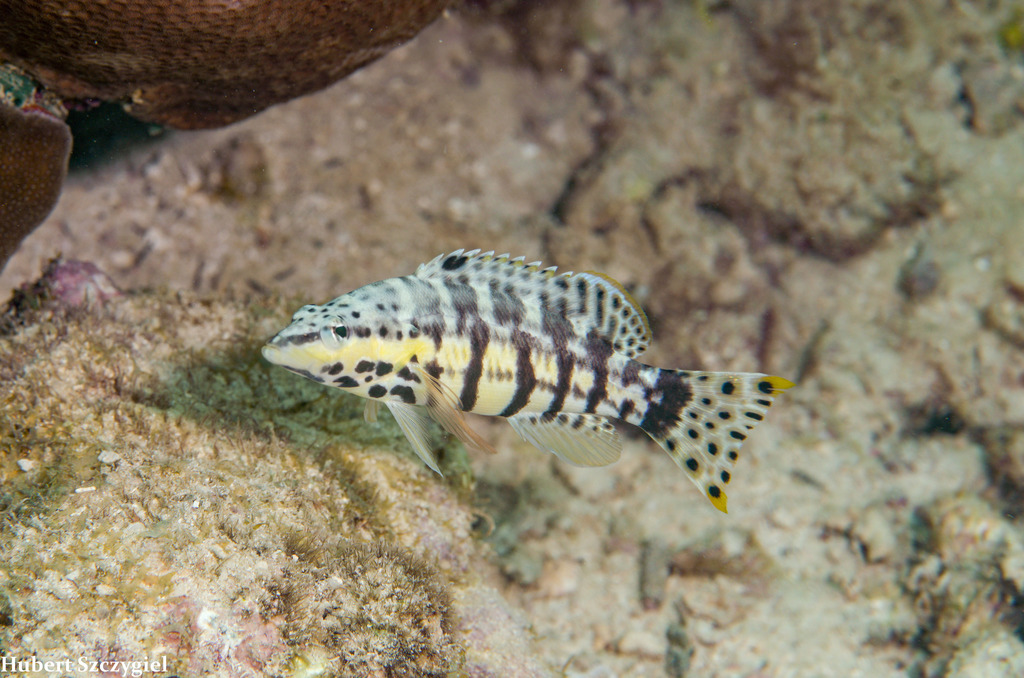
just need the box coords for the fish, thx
[262,249,793,512]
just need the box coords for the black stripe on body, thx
[499,330,538,417]
[576,278,588,314]
[621,360,642,386]
[639,370,693,439]
[446,276,479,336]
[419,321,445,348]
[544,349,576,420]
[583,331,614,413]
[459,322,490,411]
[489,279,525,326]
[540,291,576,345]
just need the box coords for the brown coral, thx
[0,0,451,129]
[0,103,69,268]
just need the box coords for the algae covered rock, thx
[0,276,547,677]
[905,494,1024,676]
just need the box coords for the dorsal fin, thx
[569,271,651,358]
[415,249,652,357]
[415,249,561,280]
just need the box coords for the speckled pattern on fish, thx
[262,249,793,512]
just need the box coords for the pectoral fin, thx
[508,413,622,467]
[414,365,497,455]
[386,402,442,474]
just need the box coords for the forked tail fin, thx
[638,370,793,513]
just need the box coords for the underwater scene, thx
[2,0,1024,676]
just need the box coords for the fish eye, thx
[320,323,347,347]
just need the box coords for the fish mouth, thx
[261,343,282,364]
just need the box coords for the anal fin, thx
[508,412,622,467]
[386,402,442,474]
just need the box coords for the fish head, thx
[261,302,362,384]
[262,300,427,393]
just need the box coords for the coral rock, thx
[0,103,69,268]
[0,0,451,129]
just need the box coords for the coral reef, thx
[0,280,548,676]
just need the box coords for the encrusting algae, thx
[0,263,547,677]
[264,249,794,513]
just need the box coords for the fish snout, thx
[261,341,284,365]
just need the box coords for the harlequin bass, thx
[262,249,793,512]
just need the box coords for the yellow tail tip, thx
[708,488,728,513]
[763,375,795,394]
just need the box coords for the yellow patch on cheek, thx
[301,343,345,365]
[331,337,432,366]
[377,338,432,365]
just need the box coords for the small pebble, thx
[94,584,116,596]
[897,245,940,299]
[502,546,543,586]
[850,504,899,563]
[44,258,122,308]
[97,450,121,464]
[665,622,695,678]
[616,629,663,658]
[639,538,670,609]
[16,458,37,472]
[537,559,580,597]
